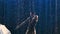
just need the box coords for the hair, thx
[30,11,35,15]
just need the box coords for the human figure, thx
[25,12,38,34]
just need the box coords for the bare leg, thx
[34,28,36,34]
[25,28,29,34]
[26,26,30,34]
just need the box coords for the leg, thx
[34,28,36,34]
[25,29,29,34]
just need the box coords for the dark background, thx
[0,0,60,34]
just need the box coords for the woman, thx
[25,12,38,34]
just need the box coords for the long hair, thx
[30,12,36,17]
